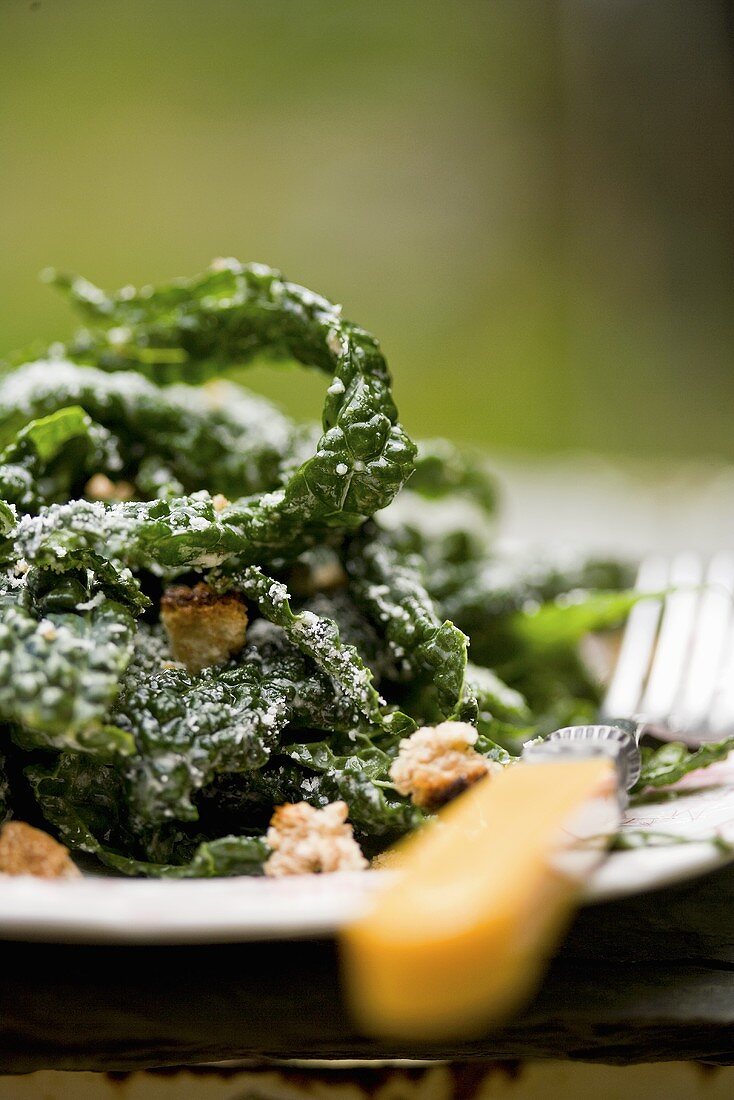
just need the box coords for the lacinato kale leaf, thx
[114,662,291,826]
[0,406,122,514]
[0,581,136,759]
[106,618,387,829]
[281,736,424,845]
[346,524,523,726]
[48,262,418,555]
[215,565,414,735]
[26,753,268,877]
[0,361,298,501]
[633,738,734,793]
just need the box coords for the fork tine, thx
[601,555,668,720]
[672,552,734,735]
[704,583,734,737]
[638,552,703,725]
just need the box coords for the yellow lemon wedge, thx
[341,756,618,1040]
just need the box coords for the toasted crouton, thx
[0,821,81,879]
[264,801,368,876]
[160,583,248,674]
[389,722,498,811]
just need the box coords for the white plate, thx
[1,752,733,943]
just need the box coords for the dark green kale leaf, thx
[215,565,414,735]
[105,616,385,829]
[435,554,634,646]
[197,729,425,851]
[0,361,298,501]
[114,659,292,826]
[484,590,641,733]
[0,405,121,514]
[241,618,369,735]
[14,495,244,572]
[281,735,424,846]
[632,738,734,793]
[300,586,396,681]
[47,261,417,554]
[0,580,136,760]
[346,524,516,724]
[421,547,637,739]
[26,752,268,877]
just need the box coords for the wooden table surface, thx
[2,858,734,1074]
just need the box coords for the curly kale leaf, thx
[0,406,121,514]
[0,361,298,502]
[216,565,414,735]
[0,584,136,759]
[345,526,492,723]
[26,753,267,877]
[281,735,424,845]
[114,660,292,826]
[14,495,244,572]
[241,619,370,735]
[47,261,417,553]
[632,738,734,793]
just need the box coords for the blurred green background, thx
[1,0,733,459]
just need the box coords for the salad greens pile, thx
[0,260,727,876]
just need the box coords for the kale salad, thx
[0,261,730,878]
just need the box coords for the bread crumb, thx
[264,801,368,876]
[160,583,248,674]
[85,473,135,502]
[390,722,498,810]
[0,821,81,879]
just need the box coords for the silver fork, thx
[524,552,734,805]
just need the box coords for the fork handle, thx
[341,757,619,1040]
